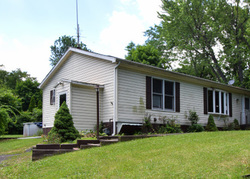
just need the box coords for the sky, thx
[0,0,162,82]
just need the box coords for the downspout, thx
[112,61,121,136]
[241,96,245,125]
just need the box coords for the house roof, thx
[39,47,250,96]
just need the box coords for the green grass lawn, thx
[0,138,43,155]
[0,135,23,139]
[1,131,249,178]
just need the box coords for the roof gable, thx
[38,47,116,89]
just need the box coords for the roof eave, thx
[116,59,250,95]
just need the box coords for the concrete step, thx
[80,143,101,149]
[100,139,119,146]
[77,140,100,148]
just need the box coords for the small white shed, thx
[23,122,42,137]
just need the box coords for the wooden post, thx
[95,85,99,140]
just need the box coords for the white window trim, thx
[58,91,67,109]
[208,88,229,116]
[151,77,175,112]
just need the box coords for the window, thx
[207,89,229,115]
[152,78,175,111]
[245,98,249,110]
[165,81,174,110]
[153,79,163,109]
[50,90,55,105]
[59,93,66,107]
[208,90,213,112]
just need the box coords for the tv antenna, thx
[76,0,80,47]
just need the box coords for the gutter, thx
[112,61,121,136]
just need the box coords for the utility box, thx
[23,122,42,137]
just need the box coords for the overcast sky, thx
[0,0,162,82]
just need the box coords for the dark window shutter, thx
[50,90,55,105]
[203,87,208,114]
[146,76,151,109]
[175,82,180,112]
[50,90,53,105]
[229,93,232,117]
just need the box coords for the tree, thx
[0,69,30,90]
[0,69,8,87]
[49,102,80,143]
[145,0,250,87]
[125,42,166,68]
[218,0,250,87]
[0,88,21,135]
[50,35,90,66]
[28,96,36,112]
[0,108,8,135]
[15,78,42,111]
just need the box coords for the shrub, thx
[188,110,199,125]
[206,115,218,131]
[94,121,104,134]
[227,122,235,131]
[233,119,240,130]
[47,131,61,144]
[188,124,204,132]
[222,118,240,131]
[157,117,182,134]
[142,114,155,133]
[49,102,80,143]
[187,110,203,133]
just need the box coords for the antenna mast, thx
[76,0,80,47]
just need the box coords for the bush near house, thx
[188,124,204,132]
[224,119,241,131]
[233,119,240,130]
[187,110,204,132]
[48,102,80,143]
[158,118,182,133]
[206,115,218,131]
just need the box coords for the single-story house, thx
[39,47,250,134]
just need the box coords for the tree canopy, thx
[142,0,250,88]
[0,67,42,135]
[50,35,90,66]
[125,42,166,68]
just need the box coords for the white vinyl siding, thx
[117,67,243,127]
[71,85,103,131]
[42,53,114,129]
